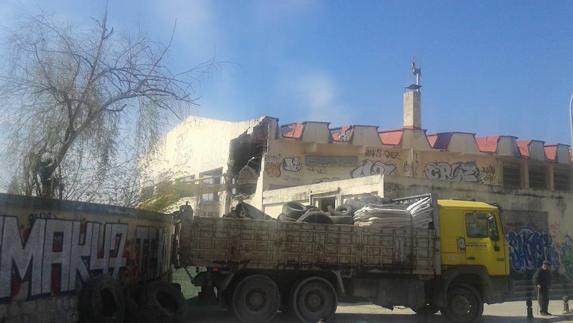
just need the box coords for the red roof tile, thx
[330,126,354,142]
[280,123,304,139]
[476,136,500,153]
[379,130,403,146]
[429,133,454,150]
[544,145,558,161]
[427,134,437,147]
[517,140,531,158]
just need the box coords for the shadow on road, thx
[186,308,573,323]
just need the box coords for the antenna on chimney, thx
[412,58,421,86]
[405,57,422,92]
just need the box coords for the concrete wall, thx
[262,139,500,190]
[261,175,384,217]
[263,139,403,190]
[0,194,173,323]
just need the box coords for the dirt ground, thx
[185,300,573,323]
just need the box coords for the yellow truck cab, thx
[439,199,510,277]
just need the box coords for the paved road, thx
[186,301,573,322]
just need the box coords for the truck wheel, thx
[290,277,337,323]
[79,275,125,323]
[231,274,281,323]
[443,284,483,323]
[138,281,186,323]
[412,303,439,315]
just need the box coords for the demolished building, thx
[141,83,573,286]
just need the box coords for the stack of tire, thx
[277,202,354,225]
[79,275,186,323]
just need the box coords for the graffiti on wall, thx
[424,161,481,183]
[331,127,353,142]
[0,216,169,302]
[305,155,358,167]
[480,165,496,183]
[265,155,281,178]
[557,235,573,279]
[307,166,327,175]
[507,228,559,272]
[365,148,401,160]
[351,160,398,178]
[282,157,302,172]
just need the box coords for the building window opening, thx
[502,163,521,188]
[316,196,336,212]
[200,168,222,203]
[554,167,571,191]
[528,164,546,189]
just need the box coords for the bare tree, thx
[0,10,209,203]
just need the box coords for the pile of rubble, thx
[224,195,434,229]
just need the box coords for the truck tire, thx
[125,285,144,323]
[139,281,186,323]
[412,303,439,316]
[79,275,125,323]
[282,202,307,219]
[231,274,281,323]
[442,284,483,323]
[330,205,354,217]
[297,211,334,224]
[290,277,337,323]
[278,213,297,222]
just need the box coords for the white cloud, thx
[293,72,350,124]
[154,0,223,62]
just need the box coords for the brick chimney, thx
[403,90,421,129]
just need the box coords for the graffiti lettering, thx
[264,156,281,178]
[282,157,302,172]
[351,160,398,178]
[507,228,559,272]
[332,127,353,142]
[558,235,573,279]
[307,166,327,174]
[364,148,400,159]
[424,161,480,183]
[0,216,169,302]
[480,165,496,183]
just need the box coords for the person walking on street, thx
[533,260,552,316]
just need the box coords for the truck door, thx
[464,211,507,275]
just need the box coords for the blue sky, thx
[1,0,573,145]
